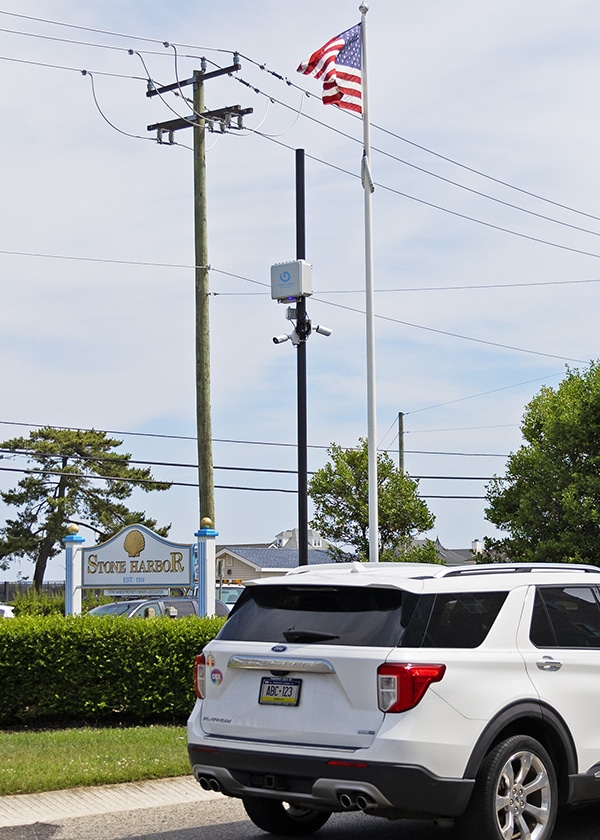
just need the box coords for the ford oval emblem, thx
[271,645,287,652]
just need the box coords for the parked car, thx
[0,604,14,618]
[215,584,245,610]
[87,596,229,618]
[187,584,245,612]
[188,561,600,840]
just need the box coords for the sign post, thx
[196,517,218,617]
[63,525,85,616]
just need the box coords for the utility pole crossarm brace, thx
[145,58,242,97]
[148,106,253,134]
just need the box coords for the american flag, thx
[297,23,362,114]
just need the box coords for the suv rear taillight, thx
[194,654,206,699]
[377,663,446,713]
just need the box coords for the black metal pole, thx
[296,149,309,567]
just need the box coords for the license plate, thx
[259,677,302,706]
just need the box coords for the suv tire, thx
[242,797,331,836]
[456,735,557,840]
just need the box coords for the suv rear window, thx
[217,585,410,647]
[217,585,507,648]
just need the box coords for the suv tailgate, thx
[198,582,412,749]
[200,640,390,748]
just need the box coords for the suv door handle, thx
[536,656,562,671]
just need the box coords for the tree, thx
[0,427,171,590]
[308,438,437,563]
[485,362,600,565]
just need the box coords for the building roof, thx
[217,546,335,570]
[217,535,477,572]
[411,538,476,566]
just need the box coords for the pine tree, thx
[0,427,171,590]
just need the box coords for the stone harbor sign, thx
[81,524,193,589]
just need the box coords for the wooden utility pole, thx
[193,70,214,525]
[398,411,405,474]
[147,58,252,528]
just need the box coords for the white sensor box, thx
[270,260,313,301]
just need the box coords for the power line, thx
[3,39,600,259]
[316,277,600,293]
[0,241,582,362]
[0,52,146,79]
[84,70,156,142]
[0,465,487,499]
[3,11,599,233]
[0,419,313,447]
[242,52,600,225]
[246,125,600,265]
[413,475,493,481]
[314,296,586,364]
[0,445,504,479]
[0,10,188,47]
[0,421,510,459]
[406,424,517,434]
[0,447,305,476]
[216,269,586,365]
[405,371,564,416]
[2,244,600,296]
[0,246,198,269]
[232,67,600,240]
[0,465,296,493]
[371,122,600,226]
[3,244,600,295]
[0,24,173,56]
[405,450,506,458]
[3,46,600,269]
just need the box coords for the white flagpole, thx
[359,3,379,563]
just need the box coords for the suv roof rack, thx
[441,562,600,577]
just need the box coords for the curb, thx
[0,776,220,827]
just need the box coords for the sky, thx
[1,0,600,582]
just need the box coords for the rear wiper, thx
[282,629,340,642]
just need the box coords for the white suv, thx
[187,562,600,840]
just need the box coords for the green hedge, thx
[0,615,225,727]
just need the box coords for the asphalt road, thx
[2,796,600,840]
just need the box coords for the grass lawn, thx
[0,725,190,796]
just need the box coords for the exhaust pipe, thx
[339,790,374,810]
[197,774,221,792]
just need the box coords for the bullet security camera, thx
[273,335,290,344]
[314,325,333,337]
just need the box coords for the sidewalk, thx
[0,776,221,827]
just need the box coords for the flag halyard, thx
[297,23,362,114]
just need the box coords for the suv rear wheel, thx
[456,735,557,840]
[242,797,331,836]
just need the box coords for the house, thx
[216,546,334,582]
[271,528,328,549]
[215,531,479,582]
